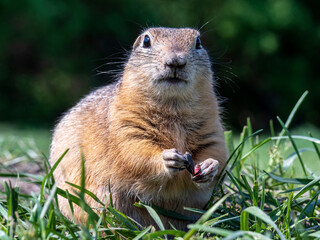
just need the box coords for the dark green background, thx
[1,0,319,130]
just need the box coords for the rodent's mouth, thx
[159,77,187,84]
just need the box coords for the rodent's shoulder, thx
[78,81,119,107]
[58,81,119,123]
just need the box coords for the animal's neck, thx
[118,88,198,118]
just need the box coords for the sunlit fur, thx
[50,27,227,230]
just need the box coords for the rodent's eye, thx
[195,37,202,49]
[143,35,151,48]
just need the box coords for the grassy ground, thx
[0,91,320,239]
[238,123,320,179]
[0,123,51,156]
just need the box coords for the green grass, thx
[236,123,320,179]
[0,91,320,239]
[0,123,51,156]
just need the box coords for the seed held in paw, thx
[184,152,194,175]
[194,165,201,176]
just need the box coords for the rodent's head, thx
[123,27,213,101]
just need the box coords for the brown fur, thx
[50,27,227,230]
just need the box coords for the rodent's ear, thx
[133,35,142,50]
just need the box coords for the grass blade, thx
[184,193,231,240]
[242,206,286,240]
[224,130,235,157]
[65,181,104,206]
[270,119,275,138]
[0,202,8,220]
[240,211,249,231]
[265,171,311,184]
[143,230,186,239]
[272,135,320,144]
[294,175,320,199]
[277,117,307,176]
[65,189,74,219]
[309,230,320,238]
[299,189,320,220]
[210,129,263,207]
[240,138,271,162]
[40,149,69,202]
[144,203,195,221]
[186,224,232,236]
[309,132,320,160]
[0,231,11,240]
[276,90,309,147]
[132,226,152,240]
[241,175,258,207]
[135,202,165,231]
[0,172,43,181]
[260,178,266,211]
[223,231,272,240]
[40,184,57,219]
[226,171,246,198]
[285,192,293,238]
[56,187,100,222]
[108,206,139,231]
[80,153,85,201]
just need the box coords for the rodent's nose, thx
[165,55,187,69]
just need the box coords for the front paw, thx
[162,149,192,173]
[192,158,219,183]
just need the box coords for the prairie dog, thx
[50,27,227,230]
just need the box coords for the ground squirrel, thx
[50,27,227,230]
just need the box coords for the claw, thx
[192,173,206,182]
[184,152,194,175]
[191,159,219,183]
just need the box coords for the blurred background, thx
[0,0,319,154]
